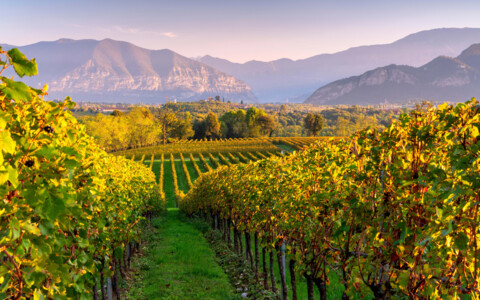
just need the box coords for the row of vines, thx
[181,100,480,299]
[0,48,164,298]
[114,136,320,159]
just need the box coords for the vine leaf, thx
[7,48,38,77]
[0,77,35,101]
[0,131,16,153]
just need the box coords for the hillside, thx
[1,39,256,103]
[306,44,480,105]
[198,28,480,102]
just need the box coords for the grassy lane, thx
[274,143,296,153]
[174,160,189,193]
[151,161,162,183]
[194,155,208,173]
[163,159,176,208]
[127,209,238,300]
[185,158,199,182]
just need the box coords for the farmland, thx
[120,137,323,208]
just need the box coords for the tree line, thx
[80,101,400,152]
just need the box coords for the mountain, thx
[1,39,256,103]
[305,44,480,105]
[198,28,480,102]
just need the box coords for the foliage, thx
[0,48,163,298]
[180,100,480,298]
[180,153,193,189]
[112,137,283,158]
[303,113,324,136]
[205,112,221,140]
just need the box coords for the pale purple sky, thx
[3,0,480,62]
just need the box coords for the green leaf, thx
[0,111,9,129]
[43,194,66,220]
[0,131,16,153]
[114,247,123,260]
[7,165,18,188]
[441,221,453,237]
[0,77,35,100]
[7,48,38,77]
[454,232,469,250]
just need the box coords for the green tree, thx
[256,114,276,137]
[303,113,324,136]
[205,112,221,140]
[173,112,195,140]
[127,107,158,147]
[245,107,264,137]
[220,110,247,138]
[193,114,207,139]
[155,106,178,144]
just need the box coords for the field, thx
[127,137,323,206]
[113,136,324,159]
[117,136,345,299]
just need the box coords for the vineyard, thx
[0,48,164,298]
[6,45,480,300]
[131,144,304,207]
[180,100,480,299]
[113,136,323,159]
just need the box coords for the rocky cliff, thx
[3,39,256,103]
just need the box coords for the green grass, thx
[150,160,162,183]
[126,209,238,300]
[274,143,296,153]
[174,160,189,193]
[185,158,199,182]
[194,155,208,173]
[162,159,176,208]
[133,150,356,299]
[207,155,218,169]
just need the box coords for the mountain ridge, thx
[305,43,480,105]
[197,28,480,102]
[1,38,256,103]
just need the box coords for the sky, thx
[3,0,480,63]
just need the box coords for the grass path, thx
[128,156,238,299]
[174,160,189,193]
[131,152,346,299]
[162,159,176,208]
[127,209,237,299]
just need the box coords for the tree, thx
[245,107,264,137]
[334,116,351,136]
[220,110,247,138]
[205,112,221,140]
[256,114,276,137]
[173,112,194,140]
[154,106,178,144]
[111,109,124,117]
[303,113,324,136]
[193,114,207,139]
[127,107,158,148]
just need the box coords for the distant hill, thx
[305,44,480,105]
[198,28,480,102]
[1,39,256,103]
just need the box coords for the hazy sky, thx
[3,0,480,62]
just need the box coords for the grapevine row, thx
[0,48,164,299]
[180,100,480,299]
[180,153,193,189]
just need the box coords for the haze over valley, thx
[4,28,480,105]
